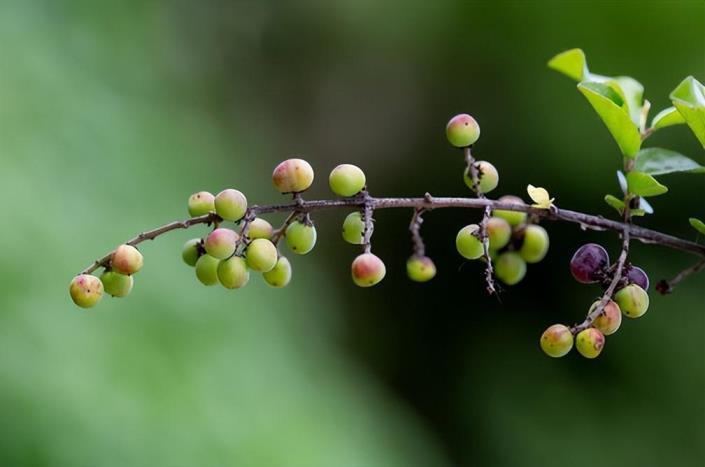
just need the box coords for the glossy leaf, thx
[604,194,625,214]
[670,76,705,148]
[689,217,705,235]
[651,106,686,130]
[626,171,668,197]
[631,209,646,217]
[639,197,654,215]
[548,48,588,81]
[616,170,627,194]
[635,148,705,175]
[614,76,644,126]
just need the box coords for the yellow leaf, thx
[527,184,555,209]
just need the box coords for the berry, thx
[463,161,499,194]
[575,328,605,359]
[570,243,609,284]
[204,228,239,260]
[245,238,278,272]
[495,252,527,285]
[456,224,484,260]
[406,255,436,282]
[351,253,386,287]
[329,164,366,197]
[519,224,550,263]
[195,254,220,286]
[625,265,650,291]
[111,244,144,275]
[188,191,215,217]
[342,212,365,245]
[540,324,574,358]
[69,274,104,308]
[614,284,649,318]
[285,221,317,255]
[590,300,622,335]
[217,256,250,289]
[214,189,247,222]
[272,158,314,193]
[486,217,511,251]
[446,113,480,147]
[181,238,202,267]
[263,256,292,288]
[247,218,273,240]
[492,195,528,227]
[100,271,133,298]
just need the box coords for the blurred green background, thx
[1,1,703,466]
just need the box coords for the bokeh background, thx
[1,1,703,466]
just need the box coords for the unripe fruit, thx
[495,252,527,285]
[446,113,480,147]
[519,224,550,263]
[329,164,366,197]
[456,224,484,260]
[486,217,511,251]
[351,253,386,287]
[214,189,247,222]
[614,284,649,318]
[217,256,250,289]
[575,328,605,359]
[195,254,220,286]
[626,265,650,291]
[285,221,317,255]
[540,324,574,358]
[188,191,215,217]
[463,161,499,194]
[590,300,622,335]
[570,243,609,284]
[272,158,314,193]
[111,244,144,275]
[492,195,528,227]
[342,212,365,245]
[204,228,239,260]
[100,271,133,298]
[69,274,104,308]
[263,256,292,288]
[182,238,202,267]
[245,238,278,272]
[406,255,436,282]
[247,218,273,240]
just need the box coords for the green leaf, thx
[670,76,705,148]
[548,49,588,81]
[635,148,705,175]
[690,217,705,235]
[631,209,646,217]
[616,170,627,194]
[613,76,644,126]
[626,171,669,197]
[578,82,641,157]
[604,194,625,214]
[651,106,686,130]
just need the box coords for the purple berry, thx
[570,243,609,284]
[625,265,649,291]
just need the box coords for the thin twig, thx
[409,208,426,257]
[361,190,374,254]
[656,258,705,294]
[271,210,300,246]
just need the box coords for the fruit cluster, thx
[540,243,651,359]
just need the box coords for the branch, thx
[409,208,426,257]
[656,258,705,294]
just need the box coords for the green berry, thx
[100,271,133,298]
[351,253,386,287]
[69,274,104,308]
[272,158,314,193]
[495,252,527,285]
[463,160,498,194]
[492,195,527,227]
[540,324,574,358]
[614,284,649,318]
[217,256,250,289]
[456,224,484,260]
[285,221,317,255]
[111,244,144,275]
[204,228,239,260]
[182,238,202,267]
[246,238,278,272]
[342,212,365,245]
[188,191,215,217]
[590,300,622,336]
[486,217,511,251]
[263,256,292,288]
[195,254,220,286]
[519,224,549,263]
[214,189,247,222]
[575,328,605,359]
[329,164,366,197]
[247,218,273,240]
[446,113,480,147]
[406,255,436,282]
